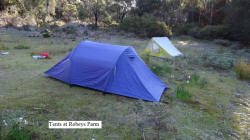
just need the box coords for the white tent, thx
[146,37,182,57]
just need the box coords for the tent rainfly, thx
[45,41,168,102]
[145,37,182,57]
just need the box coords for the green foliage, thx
[63,3,78,21]
[42,31,50,38]
[120,16,172,37]
[14,45,30,49]
[24,0,43,11]
[177,24,229,40]
[0,44,9,50]
[151,65,163,76]
[5,124,31,140]
[192,73,200,84]
[62,26,76,34]
[101,14,113,27]
[175,23,200,35]
[34,5,47,27]
[235,61,250,81]
[151,65,172,76]
[202,53,234,70]
[225,0,250,43]
[90,0,106,27]
[199,78,208,89]
[190,73,208,89]
[176,86,190,101]
[186,26,201,38]
[77,5,88,21]
[198,25,229,40]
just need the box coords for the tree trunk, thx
[95,13,98,27]
[46,0,49,14]
[199,9,201,25]
[210,0,214,24]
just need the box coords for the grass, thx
[14,45,30,49]
[176,85,190,101]
[0,44,9,50]
[5,124,31,140]
[192,73,199,83]
[151,65,172,76]
[0,30,249,139]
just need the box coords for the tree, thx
[111,0,132,23]
[225,0,250,43]
[63,3,78,22]
[90,0,106,27]
[136,0,163,16]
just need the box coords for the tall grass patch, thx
[0,44,9,50]
[176,86,190,101]
[191,73,208,89]
[14,45,30,49]
[151,65,172,76]
[235,61,250,81]
[5,124,31,140]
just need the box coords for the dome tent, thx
[45,41,168,102]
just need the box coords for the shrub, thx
[235,61,250,81]
[198,25,229,40]
[77,4,88,21]
[202,53,235,70]
[176,86,190,101]
[43,31,50,38]
[0,44,9,50]
[187,26,201,38]
[101,15,113,27]
[175,23,199,35]
[14,45,30,49]
[120,16,172,37]
[62,26,76,34]
[177,24,230,40]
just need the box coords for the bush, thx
[62,26,76,34]
[235,61,250,81]
[0,44,9,50]
[175,23,199,35]
[176,24,230,40]
[202,53,235,70]
[42,31,50,38]
[198,25,229,40]
[14,45,30,49]
[186,26,201,38]
[120,16,172,37]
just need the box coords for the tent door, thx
[150,41,160,53]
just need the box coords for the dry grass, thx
[235,61,250,81]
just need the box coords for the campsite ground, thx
[0,28,249,140]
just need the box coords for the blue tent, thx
[45,41,168,102]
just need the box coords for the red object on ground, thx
[40,53,49,58]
